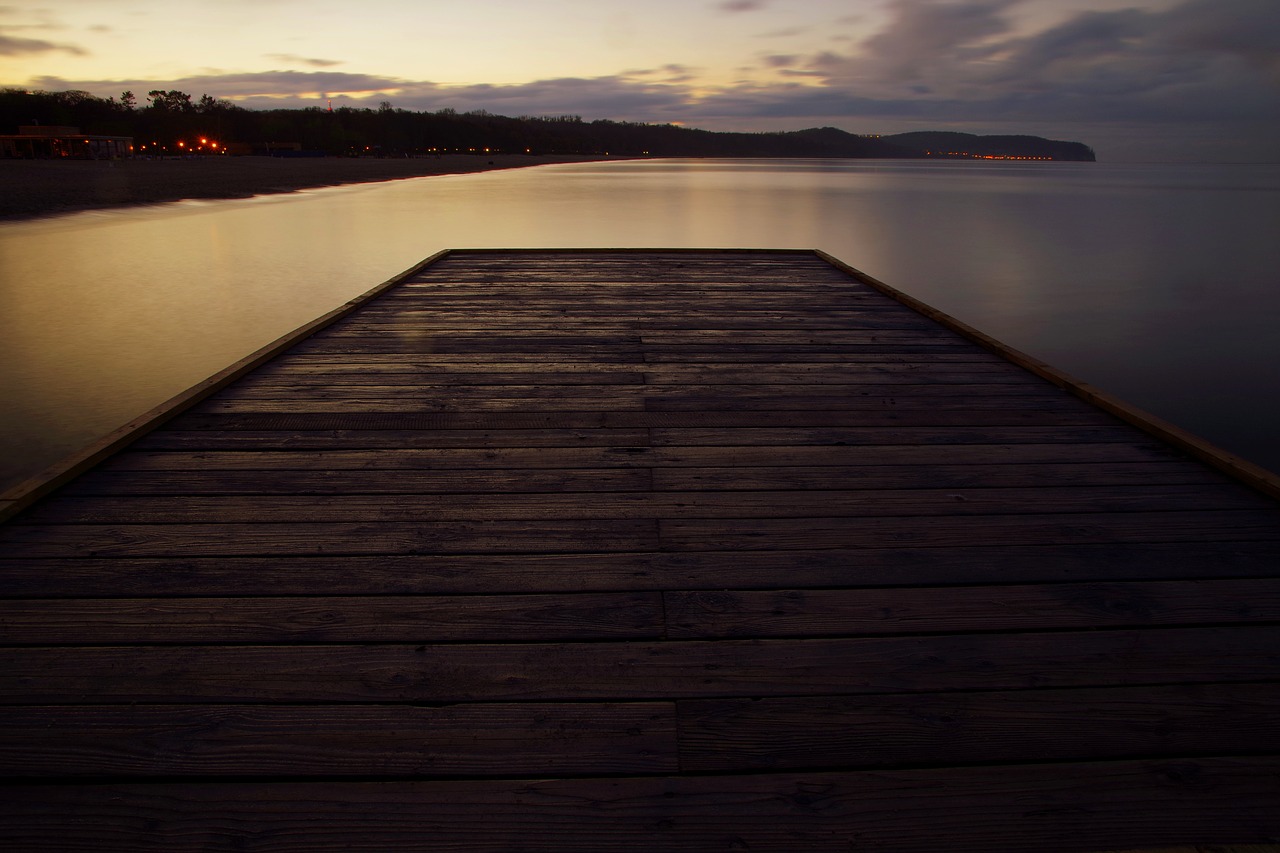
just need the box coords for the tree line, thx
[0,88,1096,161]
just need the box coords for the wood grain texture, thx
[2,627,1277,703]
[4,541,1280,597]
[1,758,1276,852]
[678,683,1280,771]
[0,702,677,778]
[1,250,1277,852]
[664,579,1280,638]
[0,592,664,644]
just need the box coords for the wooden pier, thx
[1,249,1278,851]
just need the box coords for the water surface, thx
[2,158,1278,491]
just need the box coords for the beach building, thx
[0,125,133,159]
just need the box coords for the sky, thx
[1,0,1277,162]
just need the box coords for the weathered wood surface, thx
[1,249,1278,852]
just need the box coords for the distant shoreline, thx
[0,154,631,221]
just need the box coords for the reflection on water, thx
[2,158,1278,491]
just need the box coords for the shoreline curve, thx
[0,154,633,221]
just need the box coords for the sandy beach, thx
[0,154,624,220]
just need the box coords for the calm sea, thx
[1,158,1278,492]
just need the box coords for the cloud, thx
[1161,0,1280,70]
[758,26,808,38]
[717,1,768,12]
[851,0,1021,86]
[751,0,1280,127]
[29,70,694,118]
[0,32,86,57]
[266,53,344,68]
[27,71,405,103]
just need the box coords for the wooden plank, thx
[647,443,1182,466]
[648,424,1145,445]
[0,519,659,558]
[1,627,1277,703]
[214,383,1055,401]
[271,351,1007,365]
[641,365,1045,385]
[1,758,1277,852]
[237,370,649,386]
[640,329,988,344]
[20,485,1274,525]
[643,390,1078,412]
[289,334,644,352]
[125,425,1145,453]
[250,360,647,374]
[156,411,641,431]
[659,511,1280,551]
[344,301,926,317]
[195,395,1095,415]
[324,315,942,332]
[677,683,1280,772]
[96,447,660,471]
[654,462,1226,490]
[62,468,653,496]
[10,515,646,555]
[149,407,1127,431]
[0,702,677,778]
[5,542,1280,598]
[235,366,1043,387]
[664,580,1280,638]
[333,302,936,316]
[88,443,1182,473]
[198,388,651,413]
[641,347,1024,362]
[0,592,663,644]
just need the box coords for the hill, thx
[883,131,1096,161]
